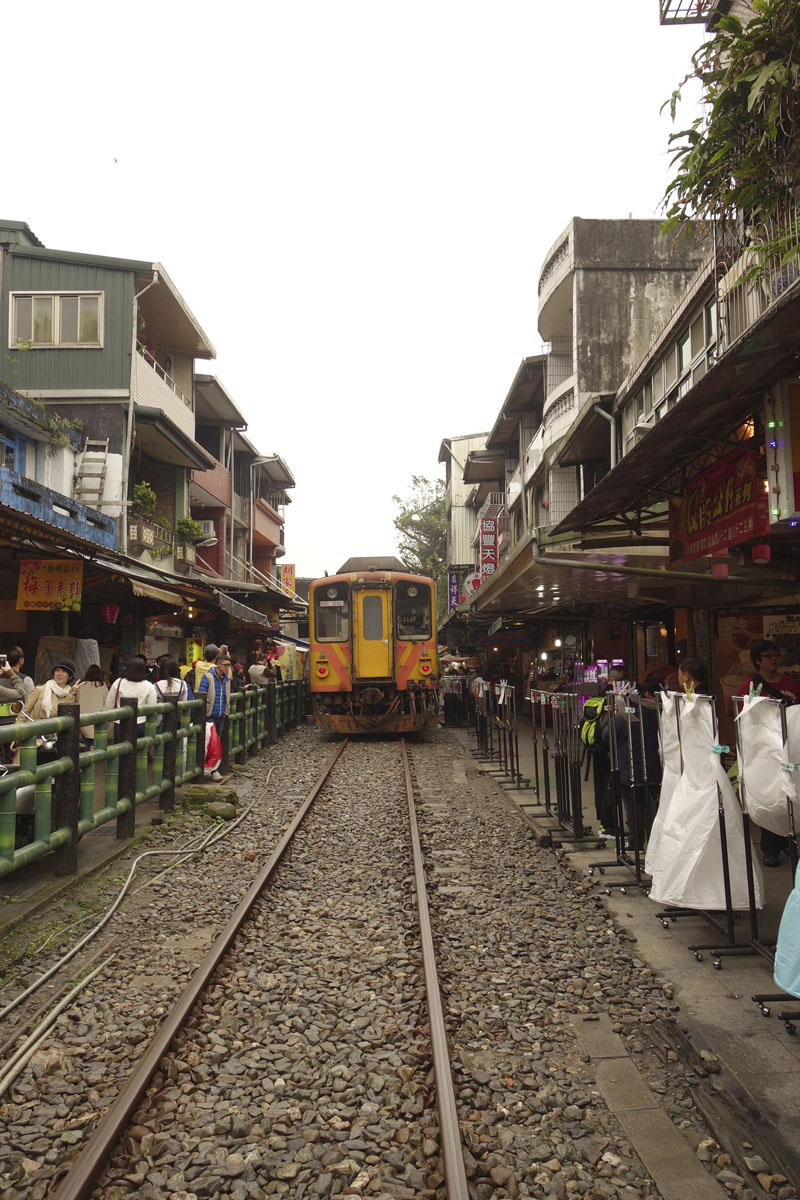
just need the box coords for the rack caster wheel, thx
[713,958,722,971]
[694,951,703,961]
[605,887,612,896]
[620,887,628,895]
[760,1005,771,1017]
[784,1022,797,1036]
[588,868,595,878]
[662,920,670,929]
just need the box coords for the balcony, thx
[717,209,800,353]
[523,428,545,484]
[0,466,117,550]
[135,347,195,441]
[252,497,283,547]
[191,457,232,507]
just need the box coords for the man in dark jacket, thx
[602,677,662,851]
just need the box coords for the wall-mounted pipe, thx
[592,403,617,471]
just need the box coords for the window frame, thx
[395,581,433,642]
[10,291,104,349]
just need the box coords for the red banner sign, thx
[674,448,769,561]
[480,518,498,578]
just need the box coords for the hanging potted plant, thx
[174,516,204,564]
[128,481,158,548]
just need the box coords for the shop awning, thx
[132,581,189,606]
[214,590,274,630]
[272,631,310,651]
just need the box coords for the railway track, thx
[1,736,470,1200]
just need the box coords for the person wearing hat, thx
[15,660,78,725]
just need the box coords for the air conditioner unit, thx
[199,520,215,537]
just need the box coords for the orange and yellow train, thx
[309,567,439,734]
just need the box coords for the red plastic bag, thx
[204,721,222,772]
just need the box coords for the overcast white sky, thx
[10,2,705,579]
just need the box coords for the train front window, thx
[395,583,432,640]
[314,586,350,641]
[362,595,383,640]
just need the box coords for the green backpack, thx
[580,696,606,749]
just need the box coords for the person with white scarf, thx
[13,661,78,756]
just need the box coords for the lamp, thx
[197,537,219,547]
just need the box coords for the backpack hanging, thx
[580,696,607,749]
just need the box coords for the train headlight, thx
[407,586,418,597]
[326,587,337,598]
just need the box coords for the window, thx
[11,293,102,348]
[314,583,350,641]
[395,581,432,640]
[363,596,384,641]
[0,423,37,478]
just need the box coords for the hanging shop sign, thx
[480,518,498,579]
[464,572,482,596]
[16,558,83,611]
[448,572,460,611]
[474,626,531,650]
[281,564,296,595]
[670,447,769,562]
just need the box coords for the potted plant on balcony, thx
[127,481,158,549]
[174,516,204,564]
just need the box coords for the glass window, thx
[679,328,692,370]
[665,346,678,388]
[61,296,79,343]
[651,364,664,403]
[706,300,717,344]
[13,296,32,343]
[643,379,652,413]
[33,297,54,344]
[635,390,644,420]
[363,596,383,641]
[314,584,350,641]
[690,313,705,360]
[395,581,432,640]
[12,293,102,347]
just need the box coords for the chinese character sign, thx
[281,564,296,595]
[17,559,84,611]
[671,448,769,562]
[480,518,498,579]
[448,572,460,611]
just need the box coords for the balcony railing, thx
[716,209,800,353]
[135,348,194,440]
[191,458,232,507]
[0,465,117,550]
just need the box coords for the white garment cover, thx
[645,692,682,875]
[648,695,764,910]
[736,695,793,837]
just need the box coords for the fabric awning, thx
[131,581,188,606]
[214,589,273,630]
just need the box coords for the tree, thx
[662,0,800,273]
[392,475,447,610]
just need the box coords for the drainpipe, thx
[592,404,617,471]
[532,542,784,588]
[121,270,159,553]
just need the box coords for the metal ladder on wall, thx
[73,438,109,508]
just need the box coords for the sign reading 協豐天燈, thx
[16,559,83,611]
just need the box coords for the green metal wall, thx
[1,253,135,391]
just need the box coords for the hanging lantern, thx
[711,562,729,579]
[101,603,121,624]
[752,544,771,565]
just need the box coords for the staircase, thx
[73,438,109,510]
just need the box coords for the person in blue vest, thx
[197,651,231,780]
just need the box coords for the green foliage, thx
[175,516,205,544]
[393,475,447,609]
[25,397,83,455]
[662,0,800,268]
[129,480,158,519]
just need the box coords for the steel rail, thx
[401,738,470,1200]
[52,738,349,1200]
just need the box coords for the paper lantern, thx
[101,604,120,624]
[752,544,771,565]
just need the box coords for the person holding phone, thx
[0,654,27,763]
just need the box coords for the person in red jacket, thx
[735,640,800,866]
